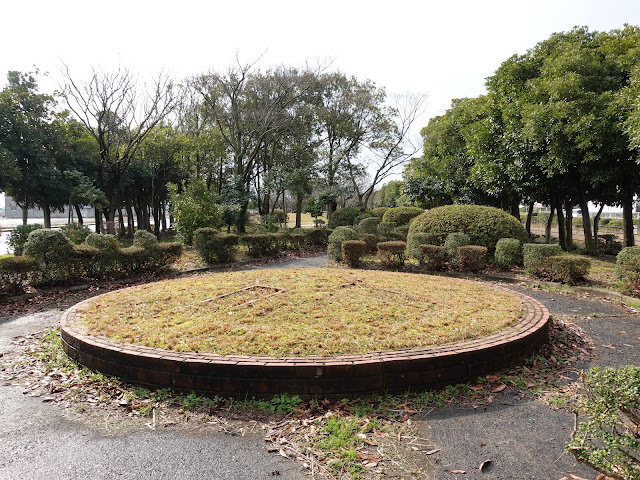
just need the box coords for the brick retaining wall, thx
[60,283,550,399]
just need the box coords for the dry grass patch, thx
[77,268,522,357]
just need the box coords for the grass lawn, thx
[77,268,522,357]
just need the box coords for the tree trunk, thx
[577,191,594,254]
[295,193,303,229]
[555,196,567,251]
[161,202,167,231]
[510,197,521,220]
[94,209,101,233]
[117,208,125,237]
[545,204,555,244]
[75,205,83,225]
[237,201,248,233]
[43,204,51,229]
[125,201,135,236]
[593,204,604,254]
[622,192,635,247]
[525,202,534,236]
[564,199,573,250]
[327,200,337,221]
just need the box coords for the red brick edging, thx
[59,282,550,399]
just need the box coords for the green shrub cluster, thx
[358,216,381,234]
[418,245,446,270]
[409,204,527,254]
[457,246,488,272]
[328,227,359,262]
[605,218,624,227]
[241,234,279,257]
[59,222,92,245]
[597,234,623,255]
[545,255,590,284]
[194,228,239,263]
[393,224,410,241]
[359,233,379,253]
[23,229,75,284]
[406,232,431,261]
[8,224,42,255]
[306,228,330,247]
[341,240,367,268]
[377,241,406,268]
[444,232,470,266]
[354,211,374,225]
[567,366,640,479]
[370,207,389,218]
[328,207,361,228]
[381,206,424,226]
[494,238,523,269]
[0,256,39,295]
[377,221,397,238]
[523,243,563,276]
[615,246,640,289]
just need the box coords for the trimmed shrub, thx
[523,243,563,276]
[393,225,409,241]
[457,246,488,272]
[194,229,239,263]
[119,247,147,273]
[23,229,75,284]
[158,243,183,266]
[597,234,622,256]
[377,241,406,268]
[381,206,424,226]
[8,224,42,255]
[358,216,381,234]
[59,222,92,245]
[306,228,330,247]
[354,211,374,225]
[444,232,470,266]
[241,234,277,257]
[371,207,389,218]
[567,366,640,480]
[409,204,527,254]
[72,244,100,277]
[494,238,523,269]
[133,229,159,250]
[328,227,359,262]
[0,256,38,295]
[359,233,379,253]
[377,221,397,238]
[328,207,361,229]
[418,245,446,270]
[599,218,610,226]
[288,233,307,251]
[546,255,590,284]
[341,240,367,268]
[85,233,122,275]
[615,246,640,288]
[406,233,431,261]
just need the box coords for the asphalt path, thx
[2,256,639,479]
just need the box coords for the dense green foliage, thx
[376,241,406,268]
[327,227,359,262]
[567,366,640,479]
[443,232,471,266]
[418,245,446,270]
[409,205,527,253]
[168,179,222,244]
[381,206,424,226]
[406,232,431,261]
[523,243,563,276]
[23,229,74,284]
[327,207,361,229]
[8,224,42,255]
[494,238,523,269]
[0,256,38,294]
[358,216,381,234]
[616,246,640,289]
[545,255,591,284]
[59,222,91,245]
[193,228,239,263]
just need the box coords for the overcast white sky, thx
[1,0,639,207]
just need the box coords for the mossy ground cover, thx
[77,268,522,357]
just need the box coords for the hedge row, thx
[1,229,182,293]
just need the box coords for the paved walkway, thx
[2,255,639,479]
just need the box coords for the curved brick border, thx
[60,281,550,399]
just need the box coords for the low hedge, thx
[523,243,563,276]
[457,245,488,272]
[546,255,590,284]
[615,246,640,288]
[341,240,367,268]
[306,228,330,247]
[418,245,446,270]
[381,206,424,226]
[377,241,406,268]
[0,256,38,295]
[406,232,431,261]
[358,216,381,234]
[494,238,523,269]
[360,233,379,253]
[241,234,278,257]
[377,221,397,238]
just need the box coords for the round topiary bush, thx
[408,204,527,254]
[616,246,640,287]
[444,232,471,265]
[133,229,160,251]
[406,232,431,261]
[23,229,75,284]
[328,207,361,229]
[358,216,381,234]
[371,207,389,218]
[381,207,424,227]
[494,238,523,269]
[328,226,359,261]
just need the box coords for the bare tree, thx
[61,66,178,232]
[346,92,427,210]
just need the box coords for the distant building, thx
[5,196,95,220]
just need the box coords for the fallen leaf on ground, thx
[485,375,500,382]
[478,459,492,472]
[446,468,466,474]
[490,384,506,393]
[470,385,483,391]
